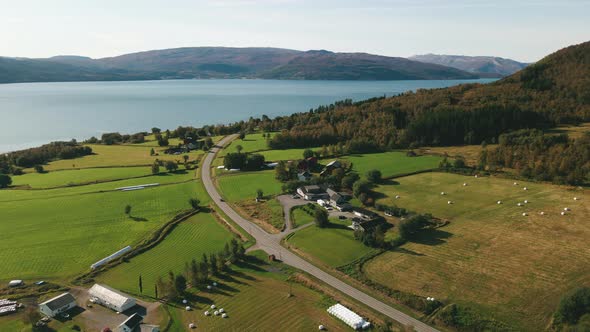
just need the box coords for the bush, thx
[554,287,590,325]
[314,209,329,228]
[366,169,382,183]
[398,214,432,240]
[0,174,12,188]
[34,165,44,173]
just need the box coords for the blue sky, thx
[1,0,589,62]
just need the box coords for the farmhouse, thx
[297,171,313,181]
[39,292,76,318]
[320,160,342,177]
[89,284,136,312]
[352,207,379,220]
[117,313,143,332]
[297,185,328,201]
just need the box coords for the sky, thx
[1,0,589,62]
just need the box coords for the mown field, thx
[286,219,376,268]
[217,171,283,202]
[0,176,208,282]
[11,166,152,188]
[342,151,442,178]
[364,172,589,330]
[99,213,233,297]
[217,133,275,157]
[40,144,203,171]
[165,252,349,332]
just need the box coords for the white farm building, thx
[39,292,76,318]
[89,284,136,312]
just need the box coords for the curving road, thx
[201,135,439,332]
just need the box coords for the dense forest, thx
[481,129,590,185]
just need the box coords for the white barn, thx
[39,292,76,318]
[89,284,136,312]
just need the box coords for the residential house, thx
[320,160,342,177]
[297,185,328,201]
[297,171,313,181]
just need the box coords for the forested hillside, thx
[262,41,589,151]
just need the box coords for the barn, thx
[89,284,136,312]
[39,292,76,318]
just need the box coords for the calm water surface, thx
[0,79,495,152]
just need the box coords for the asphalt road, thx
[201,135,440,332]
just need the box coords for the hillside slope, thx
[410,54,529,77]
[0,47,477,83]
[266,41,590,149]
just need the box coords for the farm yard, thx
[361,172,589,330]
[98,213,234,297]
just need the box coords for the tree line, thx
[0,140,92,174]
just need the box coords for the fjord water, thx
[0,78,494,152]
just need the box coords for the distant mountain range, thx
[409,54,529,77]
[0,47,479,84]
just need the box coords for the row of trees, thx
[223,152,265,170]
[153,238,246,300]
[1,140,92,171]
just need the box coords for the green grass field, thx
[217,171,283,202]
[98,213,233,297]
[286,219,376,268]
[11,166,152,188]
[0,170,196,203]
[342,151,442,178]
[0,179,209,282]
[364,172,590,330]
[41,144,202,171]
[165,252,349,332]
[217,133,274,157]
[291,208,315,228]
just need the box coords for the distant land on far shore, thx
[0,47,485,84]
[410,54,530,77]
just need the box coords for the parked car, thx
[292,195,299,199]
[338,215,347,220]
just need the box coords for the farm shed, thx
[117,313,143,332]
[89,284,136,312]
[327,303,371,330]
[39,292,76,318]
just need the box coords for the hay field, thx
[364,172,589,329]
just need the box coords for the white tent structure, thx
[327,304,370,330]
[89,284,136,312]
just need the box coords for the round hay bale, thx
[573,197,579,201]
[447,201,452,204]
[185,306,191,311]
[517,203,522,207]
[522,212,527,216]
[523,187,528,190]
[497,201,502,204]
[463,183,468,186]
[222,313,228,318]
[219,308,225,313]
[514,182,518,185]
[395,195,400,199]
[210,304,216,309]
[182,299,187,304]
[441,192,445,195]
[207,285,212,290]
[214,310,219,316]
[213,282,218,286]
[524,200,528,204]
[319,325,326,330]
[561,211,566,216]
[204,311,210,316]
[540,212,545,215]
[189,323,195,329]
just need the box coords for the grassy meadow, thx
[342,151,442,178]
[0,179,208,282]
[217,170,283,202]
[363,172,589,329]
[11,166,152,188]
[286,219,376,268]
[99,213,233,297]
[40,144,202,171]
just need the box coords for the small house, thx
[117,313,143,332]
[327,188,346,206]
[297,171,313,182]
[39,293,76,318]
